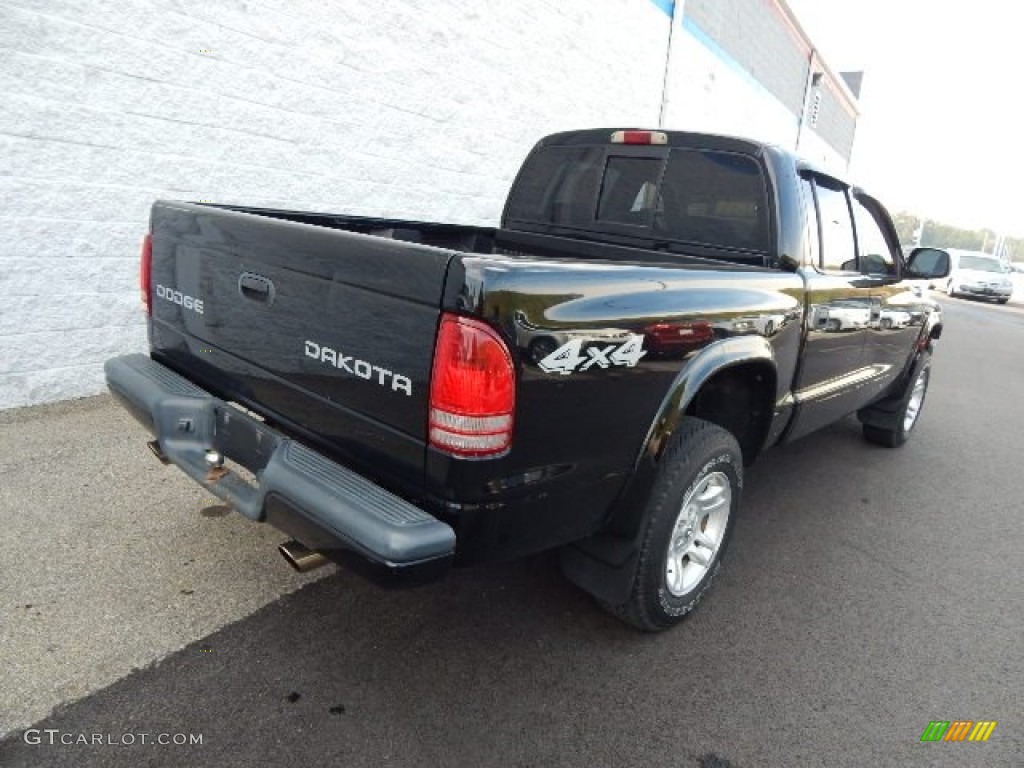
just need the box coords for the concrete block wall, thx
[0,0,670,409]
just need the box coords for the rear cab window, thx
[504,147,605,228]
[596,157,662,226]
[504,141,773,264]
[654,150,769,253]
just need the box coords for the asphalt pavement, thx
[1,295,1021,767]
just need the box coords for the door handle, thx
[238,272,276,305]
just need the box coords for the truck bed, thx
[198,203,774,271]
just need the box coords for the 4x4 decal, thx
[538,335,646,375]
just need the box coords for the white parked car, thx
[879,308,912,329]
[811,298,871,332]
[751,313,787,336]
[939,250,1013,304]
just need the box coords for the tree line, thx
[891,212,1022,261]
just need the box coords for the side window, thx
[801,177,821,266]
[851,197,897,275]
[814,181,857,272]
[655,150,770,252]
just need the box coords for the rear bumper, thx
[104,354,455,585]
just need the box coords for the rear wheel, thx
[945,280,957,298]
[996,298,1009,305]
[862,355,930,448]
[603,418,741,631]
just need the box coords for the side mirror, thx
[907,247,951,279]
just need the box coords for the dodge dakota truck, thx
[105,128,950,631]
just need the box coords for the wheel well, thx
[685,363,776,465]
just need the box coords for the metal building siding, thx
[811,83,858,160]
[684,0,810,116]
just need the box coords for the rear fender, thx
[561,336,778,604]
[635,335,777,468]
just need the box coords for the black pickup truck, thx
[105,128,950,630]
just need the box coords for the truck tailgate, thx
[147,201,453,481]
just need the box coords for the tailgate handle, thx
[238,273,275,306]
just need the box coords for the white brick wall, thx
[0,0,670,409]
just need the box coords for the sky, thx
[785,0,1022,236]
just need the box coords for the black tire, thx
[996,298,1009,305]
[603,418,742,632]
[862,355,931,448]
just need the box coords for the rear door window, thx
[814,181,857,272]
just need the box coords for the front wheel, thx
[996,298,1009,305]
[945,280,957,298]
[603,418,741,631]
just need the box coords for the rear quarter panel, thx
[428,254,804,560]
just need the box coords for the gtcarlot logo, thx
[22,729,203,747]
[920,720,997,742]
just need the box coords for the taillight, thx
[140,233,153,316]
[429,314,515,458]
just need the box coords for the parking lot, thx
[1,296,1021,768]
